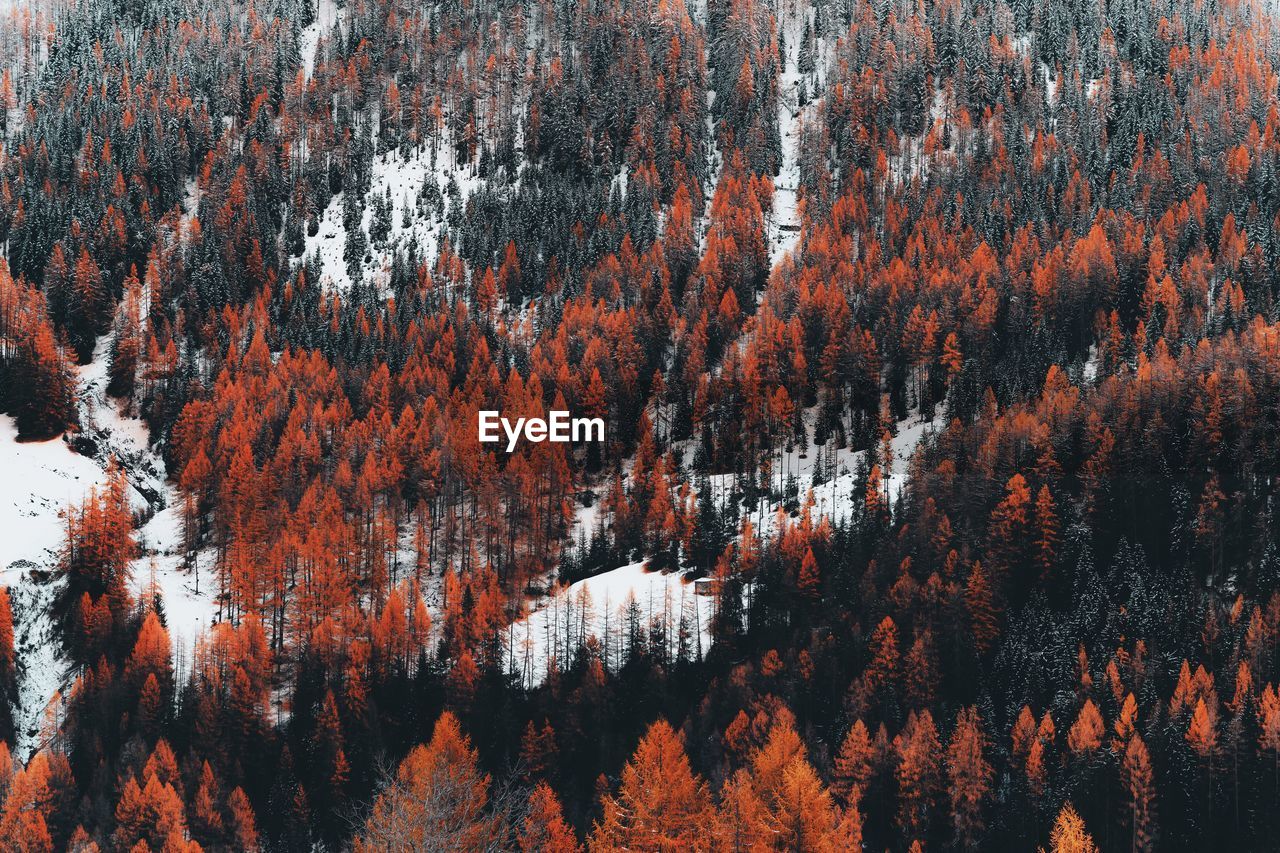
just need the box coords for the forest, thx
[1,0,1280,848]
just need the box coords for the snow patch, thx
[507,562,715,687]
[702,411,944,535]
[299,0,343,82]
[0,416,107,578]
[9,574,66,760]
[133,549,217,684]
[1,329,217,741]
[76,337,166,508]
[300,142,482,294]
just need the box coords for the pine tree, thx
[356,712,496,851]
[520,783,578,852]
[718,715,860,850]
[896,710,942,842]
[1067,699,1105,757]
[1122,734,1156,852]
[986,473,1031,591]
[947,706,992,849]
[519,719,557,782]
[227,787,260,851]
[965,561,1000,655]
[111,773,191,851]
[833,719,875,806]
[1034,485,1060,584]
[590,718,712,851]
[1046,803,1099,853]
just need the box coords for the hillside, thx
[1,0,1280,848]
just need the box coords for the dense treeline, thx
[0,0,1279,848]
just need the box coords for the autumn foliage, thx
[1,0,1280,847]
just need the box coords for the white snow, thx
[133,547,217,683]
[304,190,355,292]
[301,142,482,294]
[0,411,81,761]
[702,410,944,536]
[9,578,64,760]
[129,477,218,678]
[0,416,106,578]
[569,495,604,548]
[1082,344,1100,383]
[0,354,124,759]
[299,0,342,82]
[769,0,815,264]
[181,177,199,228]
[0,348,139,760]
[82,335,218,675]
[76,337,165,508]
[507,561,715,687]
[1042,63,1059,107]
[882,414,944,507]
[0,328,220,749]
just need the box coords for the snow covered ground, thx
[0,335,218,755]
[133,505,218,682]
[701,410,944,538]
[76,338,165,506]
[541,405,942,691]
[8,579,63,759]
[0,415,97,758]
[299,0,343,82]
[0,416,107,578]
[82,326,217,669]
[302,141,482,295]
[769,1,815,264]
[507,561,715,687]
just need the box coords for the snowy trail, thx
[299,0,342,82]
[770,0,809,264]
